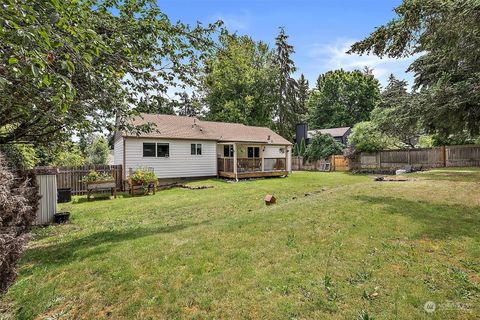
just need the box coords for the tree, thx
[274,27,298,139]
[296,74,309,119]
[0,0,220,145]
[349,0,480,138]
[0,154,39,293]
[304,134,344,162]
[0,144,38,169]
[307,69,381,129]
[176,92,202,117]
[202,33,277,126]
[371,74,420,148]
[349,121,399,153]
[52,144,85,167]
[292,143,299,156]
[85,136,109,165]
[299,138,306,157]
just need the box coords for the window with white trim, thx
[191,143,202,155]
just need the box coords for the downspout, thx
[122,137,126,190]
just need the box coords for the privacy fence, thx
[293,144,480,172]
[292,155,348,172]
[350,145,480,170]
[56,165,123,195]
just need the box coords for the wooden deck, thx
[218,170,288,179]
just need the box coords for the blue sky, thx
[159,0,415,88]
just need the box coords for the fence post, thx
[440,145,447,167]
[407,149,411,165]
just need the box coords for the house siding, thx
[124,138,217,179]
[113,137,123,166]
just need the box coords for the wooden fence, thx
[446,144,480,167]
[56,165,123,195]
[293,144,480,172]
[292,156,344,171]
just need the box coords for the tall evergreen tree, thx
[379,74,409,109]
[349,0,480,138]
[371,74,419,147]
[177,92,202,117]
[274,27,298,140]
[297,74,309,118]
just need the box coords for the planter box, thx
[86,180,116,190]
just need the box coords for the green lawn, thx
[1,170,479,319]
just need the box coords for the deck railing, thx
[237,158,262,172]
[217,157,286,173]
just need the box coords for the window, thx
[143,143,156,157]
[191,143,202,155]
[247,146,260,158]
[223,145,234,157]
[156,143,169,157]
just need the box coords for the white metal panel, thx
[35,175,57,225]
[113,136,123,165]
[125,138,217,178]
[263,145,286,158]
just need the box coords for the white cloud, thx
[211,10,252,32]
[302,38,418,88]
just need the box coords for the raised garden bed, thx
[127,179,157,196]
[82,170,117,201]
[86,179,117,200]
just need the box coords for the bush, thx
[304,134,344,162]
[0,153,40,293]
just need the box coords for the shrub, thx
[81,170,114,183]
[0,153,40,293]
[304,134,344,162]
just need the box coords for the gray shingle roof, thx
[122,114,292,145]
[307,127,350,139]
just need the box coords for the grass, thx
[1,170,479,319]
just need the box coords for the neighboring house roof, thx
[307,127,351,139]
[121,113,292,145]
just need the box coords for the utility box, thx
[57,188,72,203]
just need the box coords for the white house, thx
[114,114,292,181]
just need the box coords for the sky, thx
[159,0,415,89]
